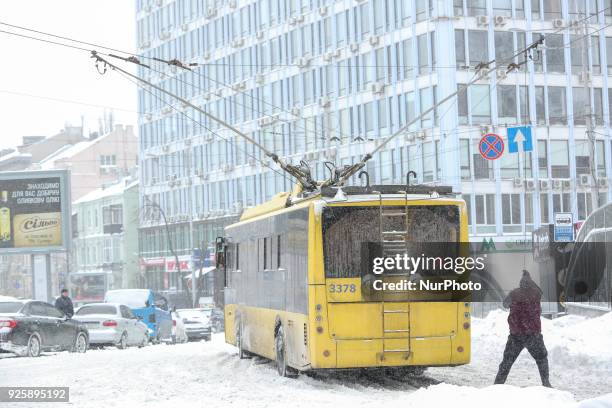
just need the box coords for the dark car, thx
[211,308,225,333]
[0,299,89,357]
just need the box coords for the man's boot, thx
[536,358,552,388]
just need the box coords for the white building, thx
[135,0,612,290]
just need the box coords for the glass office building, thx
[136,0,612,287]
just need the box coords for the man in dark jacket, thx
[54,289,74,318]
[494,270,551,387]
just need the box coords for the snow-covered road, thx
[1,311,611,408]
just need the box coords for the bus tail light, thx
[103,320,118,327]
[463,322,470,330]
[173,320,177,327]
[457,346,464,353]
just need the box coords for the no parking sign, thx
[479,133,505,161]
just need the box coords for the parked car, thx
[0,299,88,357]
[73,303,150,349]
[170,311,188,344]
[176,308,211,341]
[104,289,172,343]
[210,308,225,333]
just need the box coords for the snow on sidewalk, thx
[0,311,610,408]
[430,310,612,401]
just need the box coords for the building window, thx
[525,193,533,229]
[498,85,517,124]
[380,150,393,184]
[552,193,571,213]
[519,85,530,124]
[535,86,545,124]
[502,193,522,232]
[467,0,486,16]
[468,30,488,67]
[458,85,468,124]
[531,0,541,19]
[606,38,612,72]
[550,140,570,178]
[359,3,370,40]
[548,87,567,125]
[544,0,562,19]
[597,140,606,177]
[592,36,601,74]
[473,139,492,179]
[546,34,565,73]
[538,140,549,178]
[422,142,435,182]
[100,154,117,166]
[475,194,496,233]
[377,99,388,130]
[415,0,429,22]
[515,0,526,18]
[420,87,435,127]
[455,30,466,68]
[417,34,429,75]
[590,88,603,125]
[499,149,519,179]
[573,88,589,126]
[540,193,550,223]
[577,193,593,220]
[494,31,514,62]
[454,0,464,16]
[493,0,512,16]
[575,140,591,176]
[462,194,472,225]
[460,139,471,180]
[470,84,491,123]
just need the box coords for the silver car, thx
[73,303,149,349]
[176,309,212,341]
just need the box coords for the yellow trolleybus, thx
[217,183,471,377]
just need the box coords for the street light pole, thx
[143,197,181,293]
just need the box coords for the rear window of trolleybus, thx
[322,205,460,279]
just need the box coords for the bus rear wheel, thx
[275,326,298,378]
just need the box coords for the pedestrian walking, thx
[54,288,74,318]
[494,270,552,387]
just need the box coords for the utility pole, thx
[189,181,196,308]
[582,13,599,211]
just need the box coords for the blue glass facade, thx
[136,0,612,265]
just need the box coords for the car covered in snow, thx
[176,308,212,341]
[0,299,89,357]
[73,303,150,349]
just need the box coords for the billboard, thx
[0,170,71,254]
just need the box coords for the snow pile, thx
[0,295,18,301]
[471,310,612,370]
[578,393,612,408]
[408,384,575,408]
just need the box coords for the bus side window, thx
[258,238,265,271]
[263,237,268,270]
[277,234,281,269]
[236,243,240,270]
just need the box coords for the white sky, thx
[0,0,137,150]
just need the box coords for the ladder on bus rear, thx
[377,190,411,356]
[378,190,410,258]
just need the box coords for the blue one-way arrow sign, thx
[507,126,533,153]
